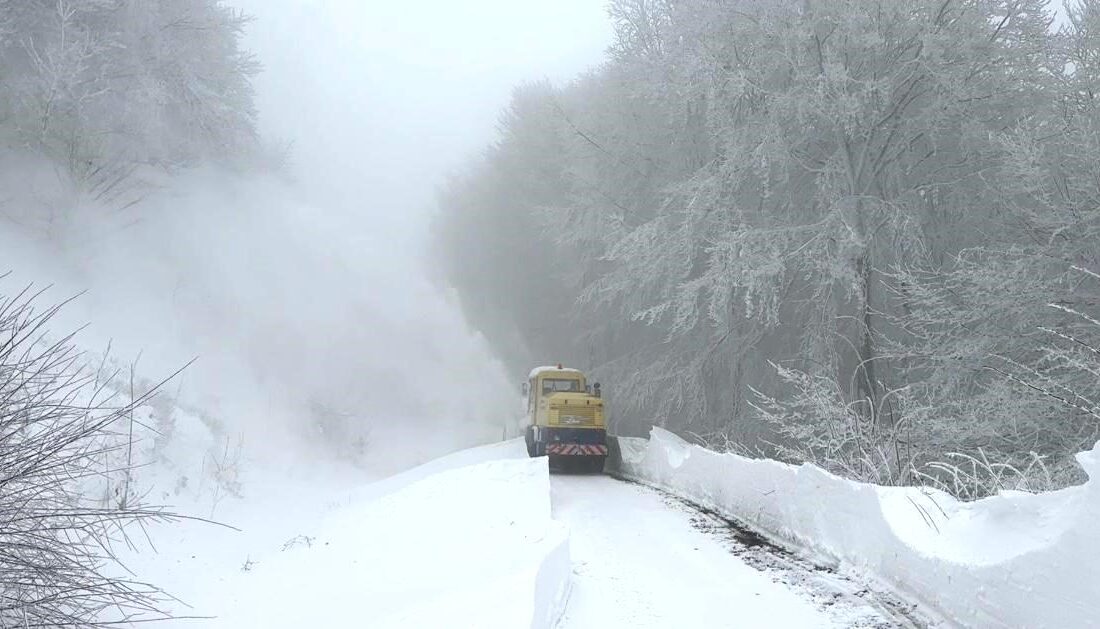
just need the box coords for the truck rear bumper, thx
[546,443,608,456]
[534,427,607,457]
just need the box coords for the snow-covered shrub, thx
[752,263,1100,500]
[0,286,174,626]
[750,361,931,487]
[913,450,1084,501]
[750,352,1092,500]
[201,433,244,517]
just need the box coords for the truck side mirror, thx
[522,382,529,396]
[593,382,601,398]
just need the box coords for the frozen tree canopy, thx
[0,0,259,173]
[435,0,1100,495]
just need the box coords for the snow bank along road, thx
[139,437,936,627]
[552,473,926,628]
[614,429,1100,628]
[250,438,931,628]
[358,439,928,624]
[123,412,1097,626]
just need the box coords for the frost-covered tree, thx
[874,0,1100,475]
[435,0,1100,494]
[0,0,258,177]
[605,0,1049,411]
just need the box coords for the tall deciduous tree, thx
[435,0,1100,492]
[0,0,258,174]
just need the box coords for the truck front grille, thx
[555,406,598,426]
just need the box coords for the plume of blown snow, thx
[0,152,512,474]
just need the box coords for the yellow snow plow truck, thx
[523,365,606,472]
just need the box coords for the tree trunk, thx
[855,251,878,423]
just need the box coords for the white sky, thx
[228,0,614,245]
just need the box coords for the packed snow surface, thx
[126,425,906,629]
[215,458,569,628]
[124,435,571,628]
[610,428,1100,628]
[552,475,836,628]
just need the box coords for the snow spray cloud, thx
[0,157,512,471]
[0,0,609,473]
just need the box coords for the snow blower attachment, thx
[522,365,607,473]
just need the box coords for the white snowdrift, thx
[208,457,568,629]
[609,428,1100,629]
[528,365,582,379]
[117,427,566,629]
[357,436,529,500]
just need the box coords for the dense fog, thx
[5,2,1100,627]
[0,0,611,473]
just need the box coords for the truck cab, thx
[523,365,606,472]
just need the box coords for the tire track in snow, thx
[619,476,939,628]
[551,474,831,628]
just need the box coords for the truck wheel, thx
[524,426,535,457]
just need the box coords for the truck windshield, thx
[542,378,581,395]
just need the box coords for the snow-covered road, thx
[125,436,934,628]
[551,474,917,628]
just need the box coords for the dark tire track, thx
[608,474,941,628]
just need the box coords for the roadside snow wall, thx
[608,428,1100,629]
